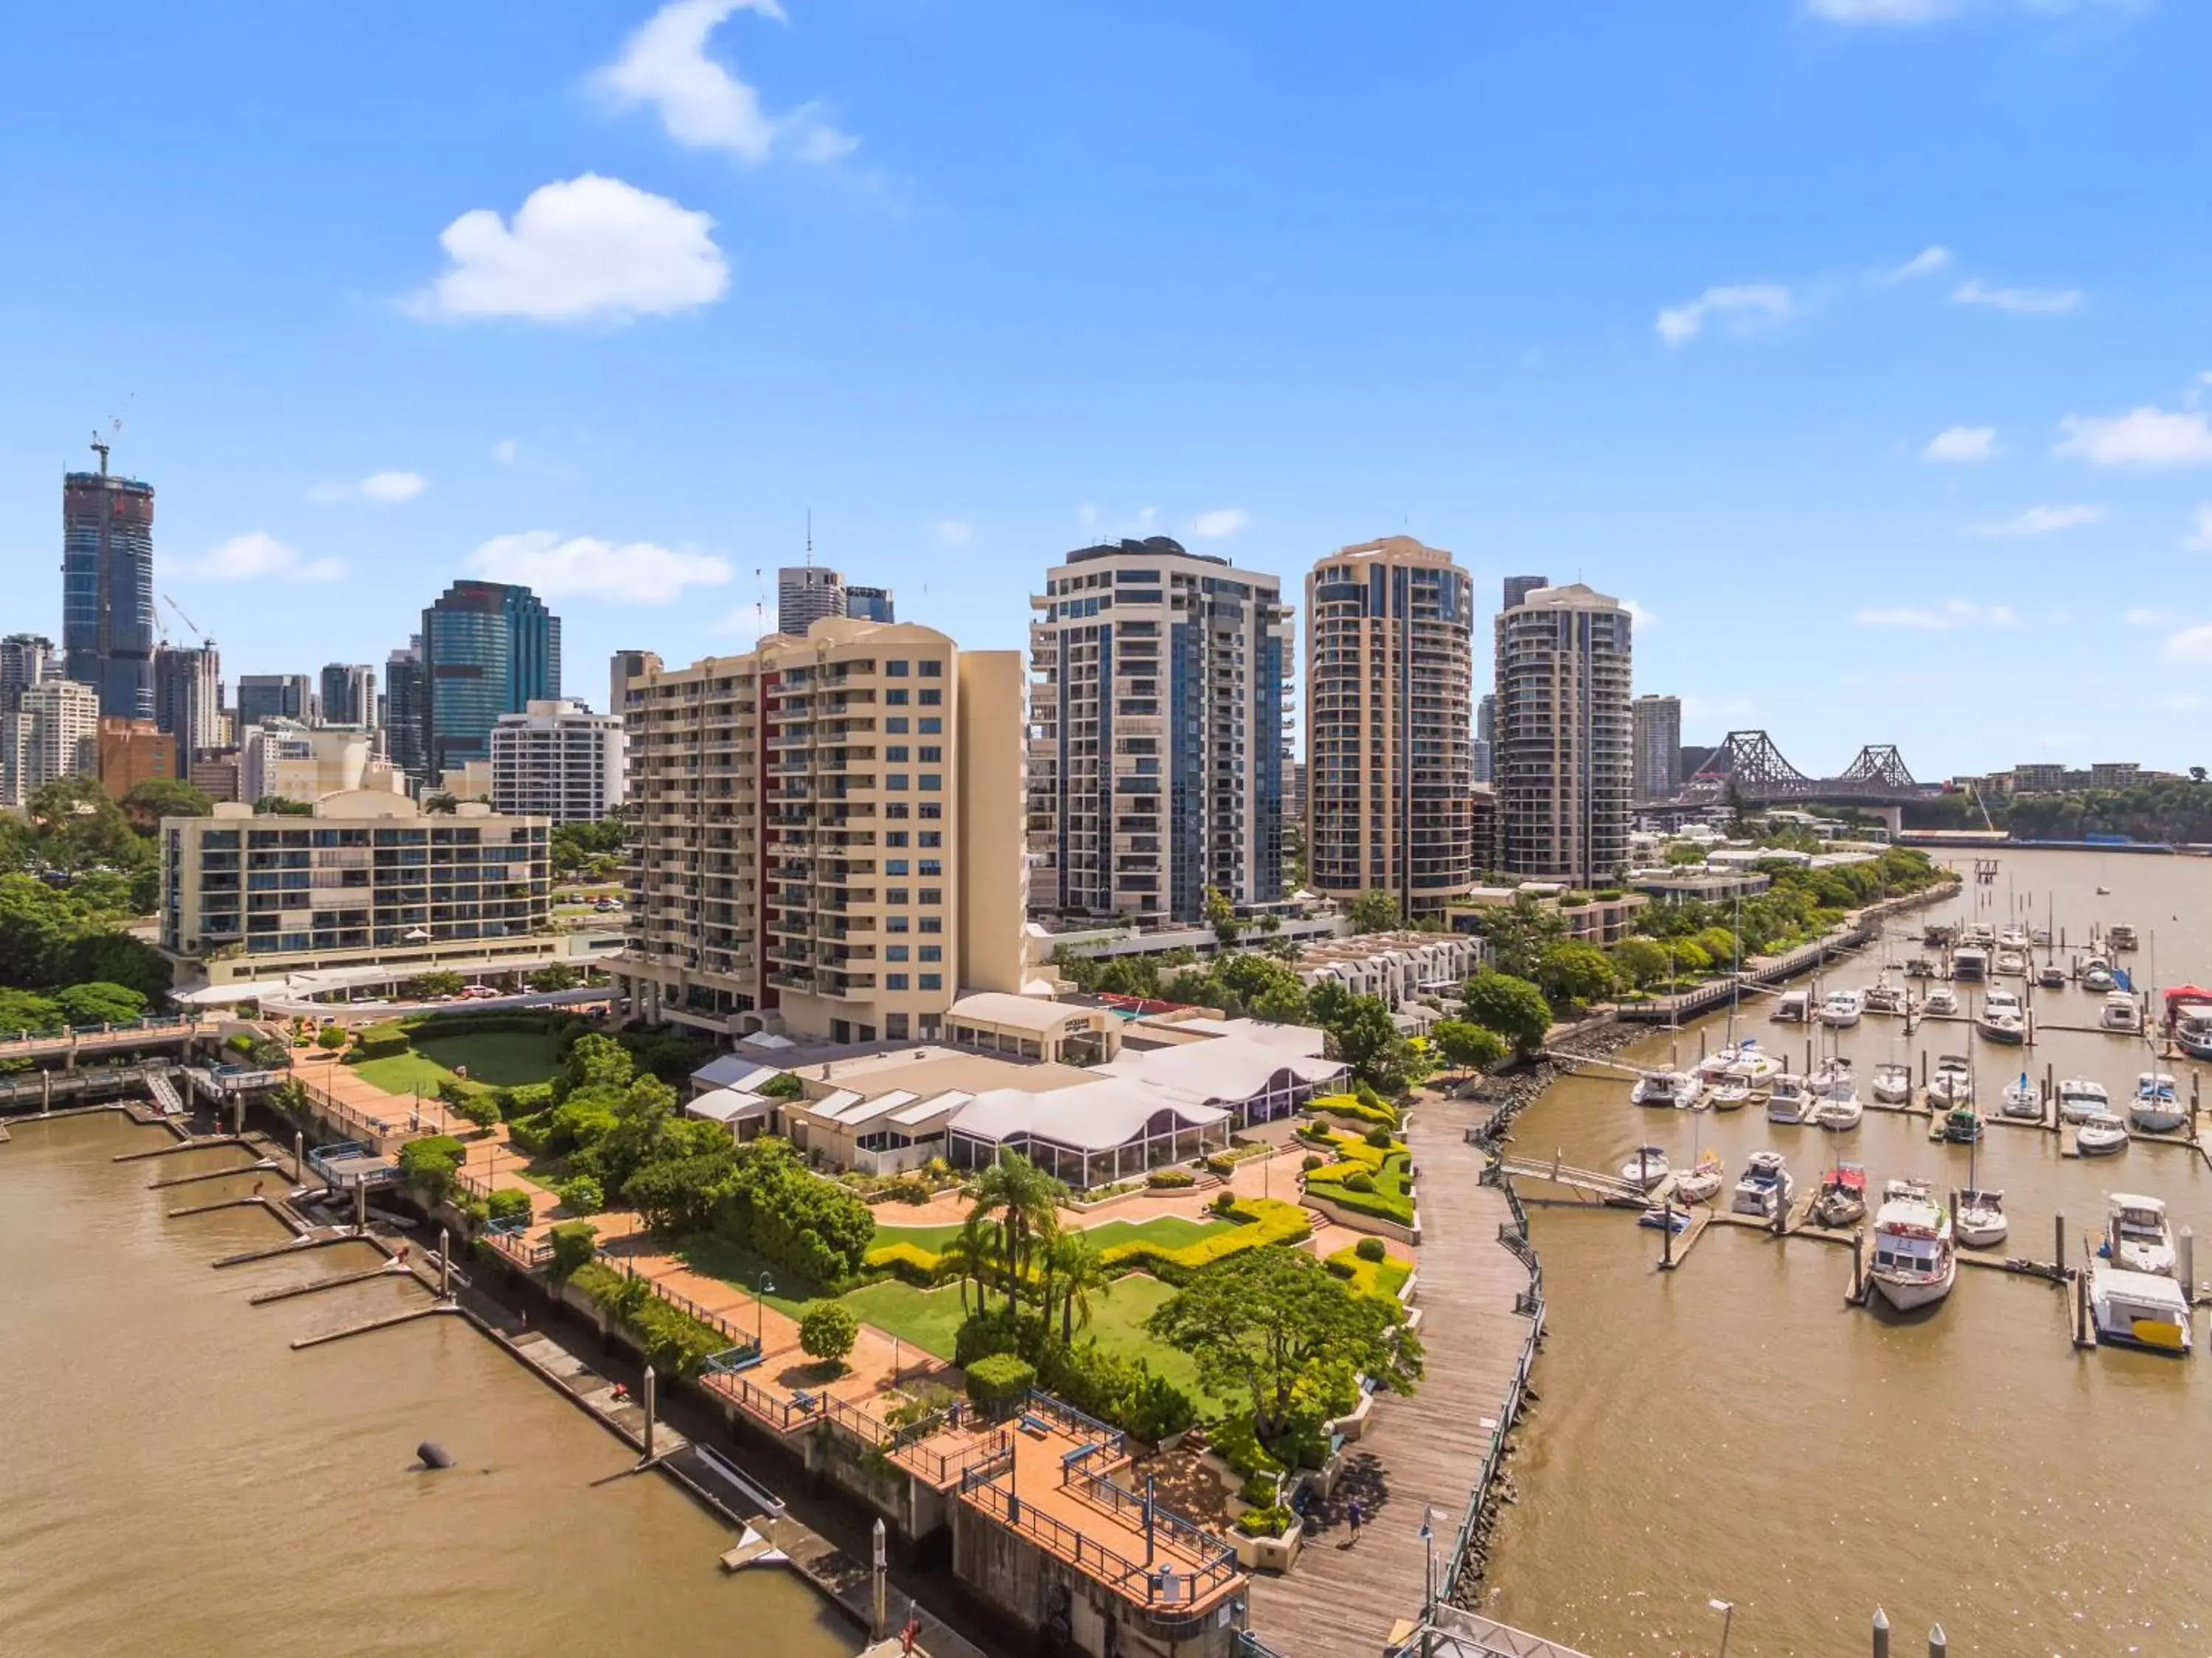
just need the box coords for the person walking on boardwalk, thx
[1347,1498,1364,1542]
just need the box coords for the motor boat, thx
[1904,956,1935,979]
[2081,958,2117,993]
[2031,926,2053,948]
[1952,946,1990,983]
[1927,1055,1974,1109]
[2056,1078,2111,1125]
[1621,1146,1672,1190]
[2089,1266,2193,1355]
[1999,1073,2044,1120]
[1955,1187,2008,1249]
[1994,948,2028,979]
[1631,1070,1703,1110]
[2076,1112,2129,1156]
[1997,923,2030,949]
[1731,1151,1794,1220]
[2107,924,2139,953]
[2172,1002,2212,1062]
[1723,1040,1784,1084]
[1810,1060,1863,1130]
[1872,1061,1913,1105]
[1966,923,1996,948]
[2100,991,2143,1035]
[1818,991,1863,1028]
[1638,1204,1692,1232]
[2096,885,2112,896]
[1697,1044,1745,1081]
[1923,986,1959,1017]
[1765,1074,1815,1125]
[1975,997,2025,1046]
[1708,1079,1753,1110]
[2130,1072,2185,1135]
[1942,1102,1983,1143]
[2037,962,2067,990]
[1673,1151,1725,1204]
[1862,979,1908,1016]
[1868,1179,1956,1312]
[2105,1193,2177,1275]
[1812,1162,1868,1228]
[1770,988,1811,1024]
[1924,922,1960,948]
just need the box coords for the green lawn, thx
[839,1279,974,1360]
[872,1221,968,1253]
[673,1232,827,1320]
[1078,1214,1234,1252]
[349,1029,563,1097]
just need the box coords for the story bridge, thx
[1658,729,1925,817]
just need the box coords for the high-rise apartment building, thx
[153,643,221,778]
[1026,538,1291,921]
[1632,694,1683,802]
[1496,583,1634,884]
[62,443,156,720]
[1472,693,1497,785]
[610,649,661,721]
[1305,537,1477,916]
[319,662,378,730]
[4,679,100,805]
[616,619,1029,1044]
[1501,574,1550,613]
[384,639,427,780]
[490,698,627,822]
[1,634,55,711]
[421,580,561,780]
[236,673,313,731]
[846,585,896,623]
[777,566,845,638]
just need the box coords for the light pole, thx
[1417,1508,1438,1658]
[757,1271,776,1350]
[1709,1598,1734,1658]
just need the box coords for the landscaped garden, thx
[1298,1124,1416,1227]
[349,1024,566,1098]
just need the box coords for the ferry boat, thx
[1765,1073,1815,1125]
[1999,1073,2044,1120]
[2089,1266,2192,1355]
[1952,946,1990,984]
[2056,1078,2111,1125]
[2081,957,2117,993]
[1927,1054,1974,1109]
[1862,979,1908,1016]
[1872,1061,1913,1104]
[1621,1145,1672,1190]
[2107,923,2139,953]
[1819,990,1864,1028]
[1868,1179,1956,1312]
[1631,1069,1703,1110]
[2129,1072,2185,1135]
[1770,988,1811,1024]
[1812,1162,1868,1228]
[2104,1193,2177,1275]
[1923,986,1959,1017]
[1955,1187,2008,1249]
[1674,1151,1725,1204]
[2100,991,2143,1035]
[1731,1151,1794,1220]
[2076,1111,2129,1156]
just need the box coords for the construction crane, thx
[162,593,212,649]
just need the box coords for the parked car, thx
[456,985,500,1001]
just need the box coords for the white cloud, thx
[1880,245,1952,284]
[408,174,728,325]
[1854,599,2017,631]
[2156,693,2208,712]
[934,519,973,547]
[1807,0,1957,19]
[2163,625,2212,666]
[492,438,519,465]
[1969,503,2105,538]
[2123,606,2171,628]
[1621,597,1655,630]
[2055,407,2212,468]
[2185,506,2212,551]
[1923,425,1997,463]
[308,470,425,504]
[1952,278,2081,314]
[465,530,732,604]
[1189,508,1250,539]
[594,0,856,167]
[1655,284,1792,346]
[1077,504,1158,541]
[175,532,344,584]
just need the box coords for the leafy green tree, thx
[53,980,149,1026]
[1534,940,1620,1009]
[1203,884,1242,946]
[1671,939,1712,976]
[0,988,63,1034]
[26,776,142,867]
[407,970,466,999]
[1346,889,1401,934]
[625,1151,738,1235]
[549,1220,598,1279]
[316,1024,349,1052]
[1045,1231,1108,1343]
[526,963,582,992]
[1461,969,1552,1057]
[119,777,212,829]
[799,1301,860,1369]
[1308,980,1419,1092]
[1693,926,1739,968]
[1431,1019,1507,1078]
[396,1134,467,1204]
[1470,893,1568,978]
[251,796,313,816]
[1147,1246,1422,1439]
[1664,841,1708,867]
[1611,937,1672,988]
[59,932,172,1001]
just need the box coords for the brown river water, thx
[1484,849,2212,1655]
[0,1111,852,1658]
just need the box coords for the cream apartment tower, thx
[1028,537,1293,923]
[1495,583,1635,884]
[615,619,1029,1045]
[1304,537,1477,916]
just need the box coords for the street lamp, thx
[1709,1598,1734,1658]
[756,1271,776,1349]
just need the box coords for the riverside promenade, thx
[1245,1085,1536,1658]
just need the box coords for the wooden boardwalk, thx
[1246,1092,1535,1658]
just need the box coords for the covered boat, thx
[1812,1162,1868,1229]
[1731,1150,1794,1219]
[2056,1078,2111,1125]
[1872,1061,1913,1105]
[1868,1179,1956,1312]
[2104,1193,2176,1276]
[2089,1266,2192,1354]
[2129,1073,2185,1135]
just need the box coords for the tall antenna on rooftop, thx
[806,507,814,567]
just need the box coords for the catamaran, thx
[1631,1069,1703,1110]
[1868,1178,1956,1312]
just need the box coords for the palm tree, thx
[967,1153,1067,1312]
[1048,1232,1107,1343]
[955,1210,996,1316]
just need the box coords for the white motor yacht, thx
[2107,924,2139,953]
[1998,923,2030,950]
[2172,1003,2212,1062]
[1863,979,1908,1016]
[2037,962,2067,990]
[1952,946,1990,983]
[1621,1145,1672,1190]
[1872,1061,1913,1105]
[1809,1058,1862,1130]
[2082,958,2117,993]
[1976,989,2025,1046]
[1927,1055,1975,1109]
[1966,923,1996,948]
[2099,991,2143,1035]
[1770,989,1811,1024]
[1994,947,2028,979]
[2129,1073,2185,1134]
[1923,986,1959,1017]
[1819,991,1864,1028]
[1708,1079,1753,1110]
[1955,1187,2008,1249]
[1724,1040,1784,1084]
[2090,1266,2193,1355]
[1868,1179,1957,1312]
[2056,1078,2111,1125]
[2076,1112,2129,1156]
[1765,1074,1815,1125]
[2105,1193,2177,1275]
[1999,1073,2044,1120]
[1731,1151,1794,1220]
[1630,1069,1703,1110]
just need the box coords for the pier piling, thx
[643,1364,658,1462]
[439,1226,453,1300]
[2074,1261,2093,1348]
[2183,1229,2197,1300]
[1851,1229,1865,1304]
[1929,1623,1947,1657]
[2054,1215,2065,1288]
[1872,1608,1889,1658]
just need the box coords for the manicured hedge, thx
[860,1197,1313,1288]
[1307,1092,1399,1130]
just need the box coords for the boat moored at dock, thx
[2105,1193,2177,1276]
[2088,1266,2192,1355]
[1924,986,1959,1017]
[1862,979,1907,1016]
[2076,1112,2129,1156]
[2107,923,2139,953]
[2168,1001,2212,1061]
[1868,1178,1956,1312]
[1770,989,1811,1024]
[1765,1074,1814,1125]
[1953,946,1990,983]
[2081,957,2117,993]
[1818,991,1863,1028]
[1621,1146,1672,1190]
[2000,1073,2044,1120]
[1731,1150,1793,1219]
[2129,1073,2185,1135]
[1632,1069,1703,1110]
[1955,1187,2008,1249]
[1976,989,2025,1045]
[1673,1151,1725,1205]
[2038,962,2067,990]
[2057,1078,2111,1125]
[2100,991,2143,1035]
[1927,1055,1974,1109]
[1812,1162,1867,1228]
[1872,1061,1913,1105]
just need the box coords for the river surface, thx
[0,1111,853,1658]
[1486,850,2212,1657]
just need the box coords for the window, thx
[886,689,908,705]
[886,945,910,962]
[886,915,910,933]
[886,746,910,763]
[919,888,942,906]
[919,803,942,820]
[919,916,943,934]
[919,660,943,677]
[886,859,910,875]
[918,718,942,735]
[885,831,909,847]
[919,973,942,991]
[918,746,942,763]
[886,802,910,819]
[918,688,942,706]
[885,717,908,734]
[886,1013,909,1041]
[886,774,909,791]
[919,859,942,877]
[886,661,910,677]
[919,774,942,792]
[919,945,942,962]
[919,830,942,847]
[886,973,910,991]
[887,887,911,904]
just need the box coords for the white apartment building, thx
[2,679,100,805]
[1497,583,1635,884]
[616,618,1032,1045]
[1028,538,1292,923]
[778,566,846,639]
[1632,693,1682,802]
[490,698,627,822]
[241,720,406,806]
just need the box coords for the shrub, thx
[1203,1153,1237,1177]
[1119,1370,1197,1443]
[1301,1154,1324,1173]
[1355,1236,1388,1263]
[1146,1168,1196,1190]
[555,1174,604,1215]
[799,1302,860,1367]
[1342,1170,1376,1193]
[507,1114,552,1156]
[549,1220,598,1279]
[966,1353,1037,1411]
[315,1025,347,1052]
[865,1240,957,1286]
[451,1092,501,1128]
[486,1187,534,1224]
[1324,1257,1355,1278]
[499,1081,557,1117]
[396,1134,466,1202]
[955,1307,1048,1368]
[352,1019,410,1059]
[1235,1505,1295,1539]
[759,1072,804,1100]
[1363,1125,1394,1150]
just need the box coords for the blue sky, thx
[3,0,2208,775]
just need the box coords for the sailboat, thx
[1955,1135,2007,1249]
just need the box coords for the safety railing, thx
[961,1474,1239,1613]
[705,1366,823,1435]
[893,1424,1011,1488]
